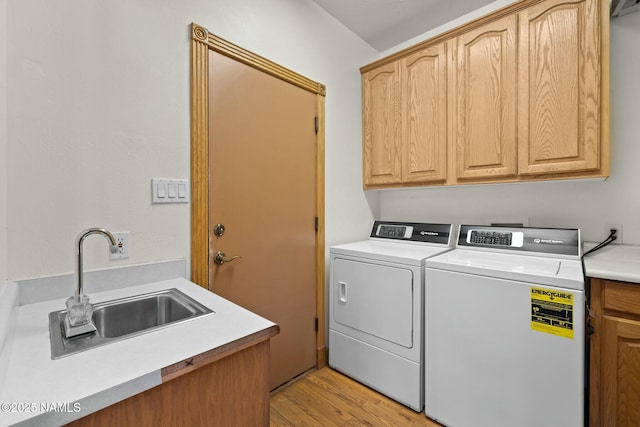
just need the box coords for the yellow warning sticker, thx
[530,287,574,339]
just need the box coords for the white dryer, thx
[329,221,455,411]
[424,225,585,427]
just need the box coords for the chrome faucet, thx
[74,228,119,303]
[64,228,119,338]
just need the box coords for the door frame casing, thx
[190,23,327,367]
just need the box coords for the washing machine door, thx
[332,258,414,348]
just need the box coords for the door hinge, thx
[314,116,319,134]
[315,316,319,332]
[315,216,318,232]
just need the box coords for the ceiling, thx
[310,0,500,51]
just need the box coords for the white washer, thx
[329,221,455,411]
[424,225,585,427]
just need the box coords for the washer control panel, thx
[457,225,580,256]
[467,230,524,247]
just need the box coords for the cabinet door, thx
[518,0,600,175]
[362,63,401,187]
[602,315,640,426]
[451,15,517,180]
[400,44,447,183]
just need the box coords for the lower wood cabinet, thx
[67,333,275,427]
[589,278,640,427]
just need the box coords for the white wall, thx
[0,0,7,281]
[378,9,640,245]
[379,0,518,57]
[5,0,378,280]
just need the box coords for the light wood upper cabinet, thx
[360,0,608,189]
[451,15,518,180]
[518,0,601,175]
[400,44,447,183]
[363,47,447,188]
[362,63,401,186]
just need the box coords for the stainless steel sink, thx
[49,288,214,359]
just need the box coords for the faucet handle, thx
[65,295,93,326]
[64,295,97,338]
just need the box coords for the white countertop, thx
[0,278,277,426]
[583,243,640,283]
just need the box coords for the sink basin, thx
[93,292,200,338]
[49,288,214,359]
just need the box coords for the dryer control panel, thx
[370,221,453,245]
[376,224,413,239]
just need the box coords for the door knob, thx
[213,251,242,265]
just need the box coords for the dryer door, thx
[332,258,414,348]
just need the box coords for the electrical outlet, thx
[110,231,130,259]
[605,224,623,244]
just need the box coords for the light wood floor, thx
[270,367,442,426]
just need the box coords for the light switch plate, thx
[152,179,190,204]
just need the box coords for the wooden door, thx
[450,15,517,181]
[362,63,401,187]
[518,0,600,175]
[602,315,640,426]
[400,44,447,184]
[208,50,317,390]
